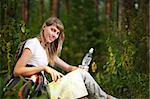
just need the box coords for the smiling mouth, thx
[49,38,52,42]
[49,36,54,42]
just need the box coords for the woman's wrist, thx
[44,66,49,72]
[70,66,78,71]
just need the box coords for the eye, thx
[51,28,56,32]
[57,32,60,35]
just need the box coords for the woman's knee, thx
[78,69,91,79]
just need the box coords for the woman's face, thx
[43,25,60,43]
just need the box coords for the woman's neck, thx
[37,37,47,49]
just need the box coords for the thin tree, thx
[117,0,124,38]
[105,0,111,19]
[22,0,29,23]
[64,0,69,13]
[95,0,99,20]
[50,0,60,17]
[39,0,44,23]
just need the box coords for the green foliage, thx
[103,43,148,98]
[0,18,29,69]
[0,0,149,98]
[0,18,30,98]
[94,14,149,98]
[60,0,103,65]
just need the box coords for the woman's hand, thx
[44,66,64,82]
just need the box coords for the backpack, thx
[9,40,27,77]
[3,40,48,99]
[15,40,27,61]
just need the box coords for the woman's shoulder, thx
[26,37,39,44]
[24,38,39,48]
[27,37,38,42]
[24,38,39,53]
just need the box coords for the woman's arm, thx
[54,56,79,72]
[13,48,63,81]
[13,48,45,77]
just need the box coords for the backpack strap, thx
[18,73,46,99]
[3,64,34,92]
[18,80,34,99]
[9,40,27,78]
[31,73,45,97]
[3,77,20,92]
[16,40,27,61]
[3,64,48,98]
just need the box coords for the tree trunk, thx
[141,0,149,35]
[123,0,133,32]
[39,0,44,22]
[139,0,149,73]
[64,0,69,13]
[117,0,124,38]
[105,0,111,19]
[22,0,29,23]
[0,0,6,24]
[95,0,99,20]
[50,0,60,17]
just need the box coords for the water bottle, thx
[79,48,94,71]
[79,48,94,70]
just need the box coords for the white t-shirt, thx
[24,38,48,67]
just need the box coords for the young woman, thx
[13,17,116,99]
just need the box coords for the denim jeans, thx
[79,69,108,99]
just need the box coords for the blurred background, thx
[0,0,149,98]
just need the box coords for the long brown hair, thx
[37,17,64,66]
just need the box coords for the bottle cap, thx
[89,48,94,53]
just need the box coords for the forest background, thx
[0,0,149,99]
